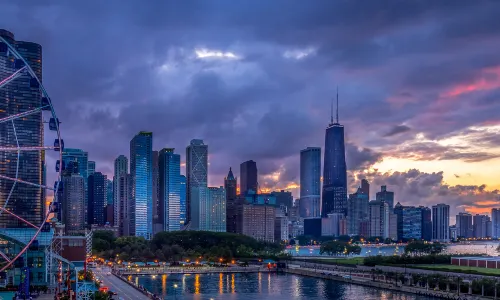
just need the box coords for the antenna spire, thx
[330,97,334,124]
[336,86,339,124]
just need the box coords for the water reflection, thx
[133,273,430,299]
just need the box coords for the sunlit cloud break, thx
[283,47,316,60]
[195,48,241,59]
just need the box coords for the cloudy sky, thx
[1,1,499,220]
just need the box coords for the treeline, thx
[93,230,285,262]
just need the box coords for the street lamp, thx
[173,284,178,300]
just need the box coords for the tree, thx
[320,241,346,256]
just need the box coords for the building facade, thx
[113,155,128,229]
[369,200,389,238]
[492,208,500,239]
[238,204,275,242]
[224,168,238,233]
[299,147,321,218]
[347,187,369,236]
[62,148,89,224]
[130,131,153,239]
[186,139,208,225]
[322,213,345,237]
[179,175,186,227]
[421,206,432,241]
[473,214,491,238]
[87,161,96,177]
[88,172,107,226]
[118,174,132,236]
[158,148,181,232]
[240,160,258,195]
[456,212,473,238]
[376,186,394,210]
[62,174,85,234]
[0,30,44,228]
[152,150,160,234]
[432,204,450,242]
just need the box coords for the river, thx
[132,272,431,299]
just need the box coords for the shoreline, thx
[116,266,265,275]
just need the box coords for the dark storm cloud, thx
[1,0,500,194]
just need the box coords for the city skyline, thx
[1,2,499,221]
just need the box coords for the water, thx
[287,242,500,257]
[133,272,430,299]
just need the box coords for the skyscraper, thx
[322,92,347,217]
[376,186,395,210]
[432,204,450,242]
[472,214,490,238]
[186,139,208,225]
[130,131,153,239]
[61,166,85,235]
[62,148,89,223]
[118,173,132,236]
[224,168,238,233]
[106,179,113,205]
[0,29,44,227]
[300,147,321,218]
[206,187,226,232]
[87,161,96,177]
[179,175,186,227]
[240,160,258,195]
[113,155,128,229]
[369,200,389,238]
[420,206,432,241]
[492,208,500,238]
[456,212,473,238]
[361,179,370,200]
[88,172,107,226]
[272,190,293,209]
[152,150,161,233]
[347,187,369,235]
[158,148,181,232]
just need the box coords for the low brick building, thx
[451,256,500,269]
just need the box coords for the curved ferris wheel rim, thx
[0,35,63,272]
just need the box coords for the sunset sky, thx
[1,1,499,222]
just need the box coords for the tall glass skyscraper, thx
[206,187,227,232]
[186,139,208,225]
[432,203,450,242]
[300,147,321,218]
[159,148,181,232]
[62,148,89,223]
[87,161,96,177]
[113,155,128,228]
[179,175,186,227]
[240,160,258,195]
[322,95,347,217]
[0,30,44,227]
[88,172,107,226]
[130,131,153,239]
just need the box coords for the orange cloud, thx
[441,66,500,98]
[464,206,493,215]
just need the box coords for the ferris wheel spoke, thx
[0,106,48,125]
[0,146,57,151]
[0,174,55,191]
[0,206,38,228]
[0,250,11,263]
[0,66,27,90]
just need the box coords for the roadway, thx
[92,267,149,300]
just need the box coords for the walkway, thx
[93,267,148,300]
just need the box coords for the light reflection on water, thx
[288,242,500,257]
[134,273,431,300]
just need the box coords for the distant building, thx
[186,139,208,225]
[432,204,450,242]
[238,203,275,242]
[275,215,289,242]
[473,214,490,238]
[492,208,500,238]
[394,203,423,241]
[152,150,160,234]
[206,187,227,232]
[62,173,85,235]
[225,168,238,233]
[88,172,107,226]
[360,179,370,200]
[449,225,457,240]
[389,213,398,241]
[243,190,277,205]
[105,204,114,225]
[87,161,96,177]
[240,160,258,195]
[456,212,473,238]
[369,200,389,238]
[421,206,432,241]
[130,131,153,239]
[304,218,322,238]
[106,179,113,205]
[113,155,128,230]
[118,174,132,236]
[272,190,293,209]
[376,186,394,210]
[158,148,181,232]
[179,175,186,227]
[62,148,89,224]
[322,213,345,237]
[347,187,369,236]
[299,147,321,218]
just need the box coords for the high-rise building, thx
[113,155,128,229]
[118,173,132,236]
[206,187,226,232]
[361,179,370,200]
[322,213,345,237]
[62,148,89,224]
[87,161,96,177]
[106,179,113,205]
[130,131,153,239]
[300,147,321,218]
[322,93,347,217]
[473,214,490,238]
[224,168,238,233]
[492,208,500,238]
[61,170,85,235]
[347,187,369,236]
[272,190,293,209]
[456,212,473,238]
[432,204,450,242]
[152,150,161,234]
[186,139,208,225]
[369,200,389,238]
[0,29,44,227]
[420,206,432,241]
[237,203,275,242]
[88,172,107,226]
[179,175,186,227]
[158,148,181,232]
[376,186,395,210]
[240,160,258,195]
[389,213,398,241]
[275,215,289,242]
[400,206,423,240]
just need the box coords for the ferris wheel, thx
[0,34,63,272]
